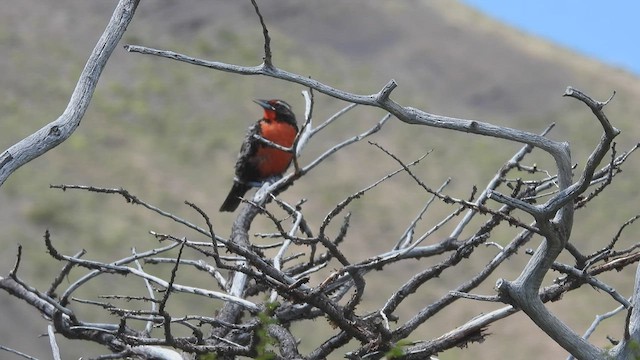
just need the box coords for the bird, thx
[219,99,298,212]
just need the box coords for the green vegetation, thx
[384,339,413,359]
[255,302,281,360]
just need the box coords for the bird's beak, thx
[253,99,273,110]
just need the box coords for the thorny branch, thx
[4,109,637,359]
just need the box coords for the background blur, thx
[1,1,639,359]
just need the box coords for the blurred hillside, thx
[1,0,640,359]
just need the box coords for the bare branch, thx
[371,141,539,233]
[132,248,158,336]
[0,0,140,187]
[449,291,501,302]
[48,325,62,360]
[267,324,302,359]
[564,87,619,138]
[47,249,85,297]
[0,345,39,360]
[451,123,556,238]
[310,103,357,137]
[250,0,272,68]
[60,240,181,305]
[395,178,451,250]
[44,233,259,312]
[129,346,184,360]
[51,184,217,239]
[3,1,638,358]
[124,45,570,174]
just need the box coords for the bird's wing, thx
[234,120,262,182]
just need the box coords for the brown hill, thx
[1,0,639,359]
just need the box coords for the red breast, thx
[255,119,297,177]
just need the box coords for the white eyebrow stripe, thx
[275,100,291,110]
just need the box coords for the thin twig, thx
[47,249,85,297]
[132,247,156,336]
[0,345,39,360]
[50,184,214,239]
[48,324,62,360]
[395,178,451,250]
[370,141,539,233]
[250,0,272,68]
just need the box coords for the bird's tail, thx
[219,181,251,212]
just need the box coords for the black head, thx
[254,99,297,128]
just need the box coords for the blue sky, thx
[460,1,640,76]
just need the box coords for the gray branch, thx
[2,0,636,358]
[610,263,640,359]
[0,0,140,187]
[124,40,631,360]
